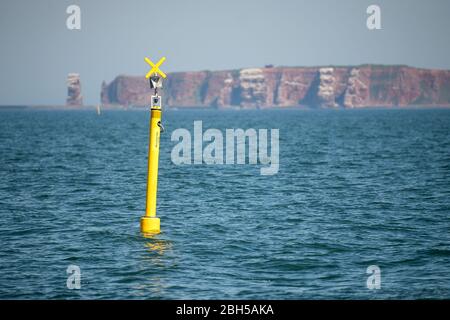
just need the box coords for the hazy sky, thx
[1,0,449,105]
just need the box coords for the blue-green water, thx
[0,108,450,299]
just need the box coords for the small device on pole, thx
[140,56,167,234]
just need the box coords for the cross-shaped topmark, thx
[144,56,167,79]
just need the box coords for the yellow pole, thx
[141,56,166,235]
[140,105,162,234]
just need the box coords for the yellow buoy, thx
[141,56,166,235]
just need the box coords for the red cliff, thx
[101,65,450,108]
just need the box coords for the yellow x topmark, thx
[145,56,167,79]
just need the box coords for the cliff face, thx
[101,65,450,108]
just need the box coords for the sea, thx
[0,108,449,299]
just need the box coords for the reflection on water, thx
[143,236,172,255]
[136,236,175,298]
